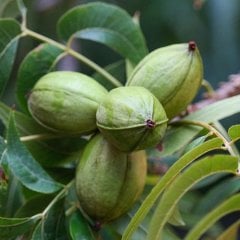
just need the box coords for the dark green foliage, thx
[0,1,239,239]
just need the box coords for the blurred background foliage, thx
[1,0,240,105]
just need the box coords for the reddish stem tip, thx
[188,41,196,51]
[146,119,156,129]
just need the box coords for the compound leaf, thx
[5,112,63,193]
[147,154,238,240]
[122,138,223,240]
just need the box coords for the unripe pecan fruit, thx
[28,71,108,133]
[96,86,168,152]
[75,134,147,223]
[127,42,203,119]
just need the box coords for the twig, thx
[187,74,240,113]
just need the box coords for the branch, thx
[187,74,240,113]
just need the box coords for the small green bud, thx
[96,86,168,152]
[127,42,203,119]
[28,71,108,133]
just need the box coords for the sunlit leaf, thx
[168,205,185,226]
[57,2,148,66]
[122,138,223,240]
[5,112,63,193]
[228,124,240,142]
[0,215,40,239]
[185,194,240,240]
[16,43,64,113]
[0,19,21,96]
[69,211,95,240]
[160,95,240,157]
[147,154,237,240]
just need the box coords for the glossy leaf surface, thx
[57,2,148,65]
[5,113,63,193]
[69,211,95,240]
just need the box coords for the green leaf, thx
[0,136,6,160]
[0,0,19,18]
[217,220,240,240]
[228,124,240,142]
[0,185,8,216]
[0,19,21,96]
[57,2,148,66]
[0,101,88,168]
[167,205,185,226]
[31,198,68,240]
[160,95,240,157]
[185,194,240,240]
[0,142,8,215]
[31,221,42,239]
[69,211,95,240]
[26,136,87,168]
[16,43,64,113]
[15,194,54,217]
[0,101,48,135]
[1,175,24,217]
[5,112,63,193]
[93,60,126,90]
[100,225,122,240]
[182,135,208,154]
[0,215,40,239]
[192,173,227,190]
[147,154,238,240]
[194,177,240,215]
[122,138,223,240]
